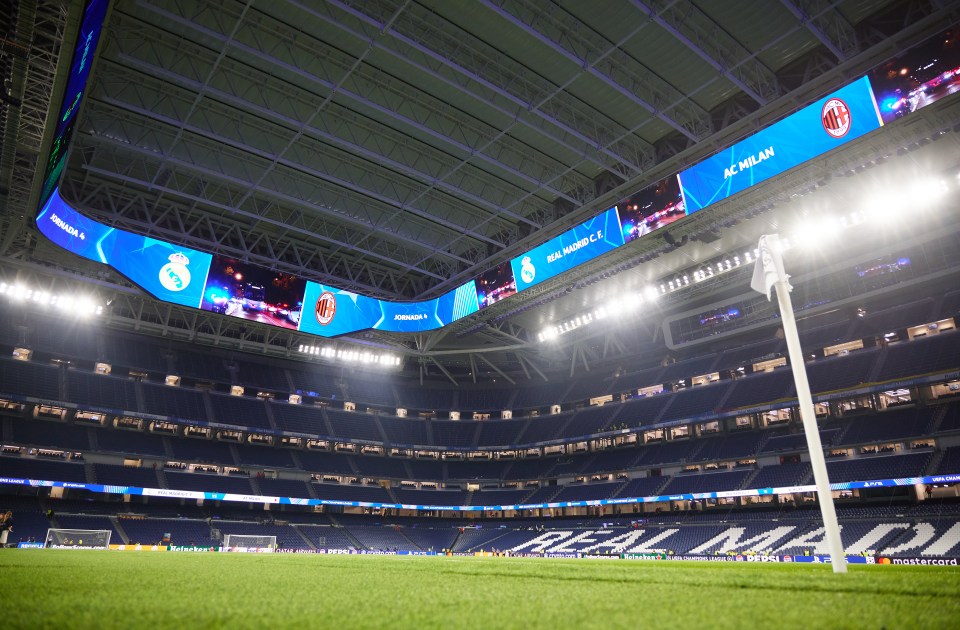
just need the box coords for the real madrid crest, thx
[520,256,536,284]
[158,252,191,292]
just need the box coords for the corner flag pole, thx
[751,234,847,573]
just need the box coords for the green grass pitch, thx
[2,551,959,629]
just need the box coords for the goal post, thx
[222,534,277,552]
[45,529,112,549]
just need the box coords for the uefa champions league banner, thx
[678,76,883,212]
[3,473,957,513]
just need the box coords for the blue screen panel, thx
[679,76,883,213]
[108,232,212,309]
[377,281,479,332]
[476,261,517,309]
[440,280,480,323]
[298,283,380,337]
[298,281,480,337]
[36,188,117,263]
[510,207,624,292]
[40,0,109,208]
[35,188,212,309]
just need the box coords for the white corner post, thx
[774,279,847,573]
[753,234,846,573]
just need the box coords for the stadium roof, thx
[2,0,960,381]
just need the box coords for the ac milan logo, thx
[821,97,851,138]
[315,291,336,326]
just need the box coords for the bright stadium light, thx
[0,283,104,317]
[298,342,401,368]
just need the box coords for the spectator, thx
[0,511,12,547]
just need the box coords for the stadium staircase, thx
[327,515,365,550]
[57,365,67,401]
[262,403,280,432]
[155,467,168,490]
[289,525,318,550]
[248,475,263,497]
[160,435,175,459]
[385,485,400,504]
[423,420,435,447]
[926,404,950,435]
[470,422,483,446]
[832,419,854,446]
[712,384,738,414]
[133,381,147,414]
[449,529,464,551]
[201,392,217,424]
[926,450,947,476]
[109,516,130,544]
[866,348,890,383]
[316,409,337,441]
[373,417,390,445]
[84,461,96,484]
[457,530,516,553]
[394,527,422,551]
[288,450,305,473]
[739,468,762,490]
[228,444,243,467]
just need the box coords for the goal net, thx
[222,534,277,552]
[45,529,112,549]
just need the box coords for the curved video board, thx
[38,190,212,309]
[36,3,959,340]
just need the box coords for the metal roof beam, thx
[311,0,645,177]
[131,0,587,208]
[74,135,457,277]
[476,352,516,385]
[66,160,441,295]
[107,29,554,231]
[86,93,504,255]
[778,0,859,62]
[481,0,704,142]
[631,0,782,105]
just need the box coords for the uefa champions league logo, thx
[158,252,192,292]
[520,256,535,284]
